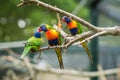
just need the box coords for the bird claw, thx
[47,46,50,48]
[63,49,67,55]
[36,52,42,62]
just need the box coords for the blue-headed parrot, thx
[62,16,93,62]
[38,24,64,69]
[20,32,43,59]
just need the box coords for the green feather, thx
[63,18,93,62]
[58,32,62,45]
[77,22,93,62]
[20,46,31,59]
[57,32,64,69]
[77,22,83,34]
[43,24,64,69]
[21,36,43,59]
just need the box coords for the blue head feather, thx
[34,32,41,38]
[40,24,48,32]
[62,16,71,24]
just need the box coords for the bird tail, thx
[81,42,93,62]
[55,48,64,69]
[20,46,31,59]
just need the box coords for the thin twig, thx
[56,12,61,28]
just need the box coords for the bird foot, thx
[63,48,67,55]
[36,52,42,62]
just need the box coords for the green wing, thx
[28,37,43,46]
[74,22,93,62]
[20,46,31,59]
[77,23,93,62]
[77,22,83,34]
[21,37,43,59]
[29,37,43,51]
[58,32,62,45]
[47,24,64,69]
[57,31,64,69]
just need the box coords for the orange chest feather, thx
[45,29,59,40]
[67,21,77,29]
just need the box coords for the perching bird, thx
[20,32,43,59]
[38,24,64,69]
[62,16,93,62]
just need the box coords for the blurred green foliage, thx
[0,0,89,42]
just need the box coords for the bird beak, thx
[38,28,41,32]
[61,18,65,22]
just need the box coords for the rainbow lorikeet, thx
[20,32,43,59]
[62,16,93,62]
[38,24,64,69]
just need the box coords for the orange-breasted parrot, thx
[62,16,93,62]
[20,32,43,59]
[38,24,64,69]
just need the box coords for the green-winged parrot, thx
[62,16,93,62]
[21,32,43,59]
[38,24,64,69]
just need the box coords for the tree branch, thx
[39,26,120,51]
[39,31,94,51]
[79,31,107,44]
[17,0,98,31]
